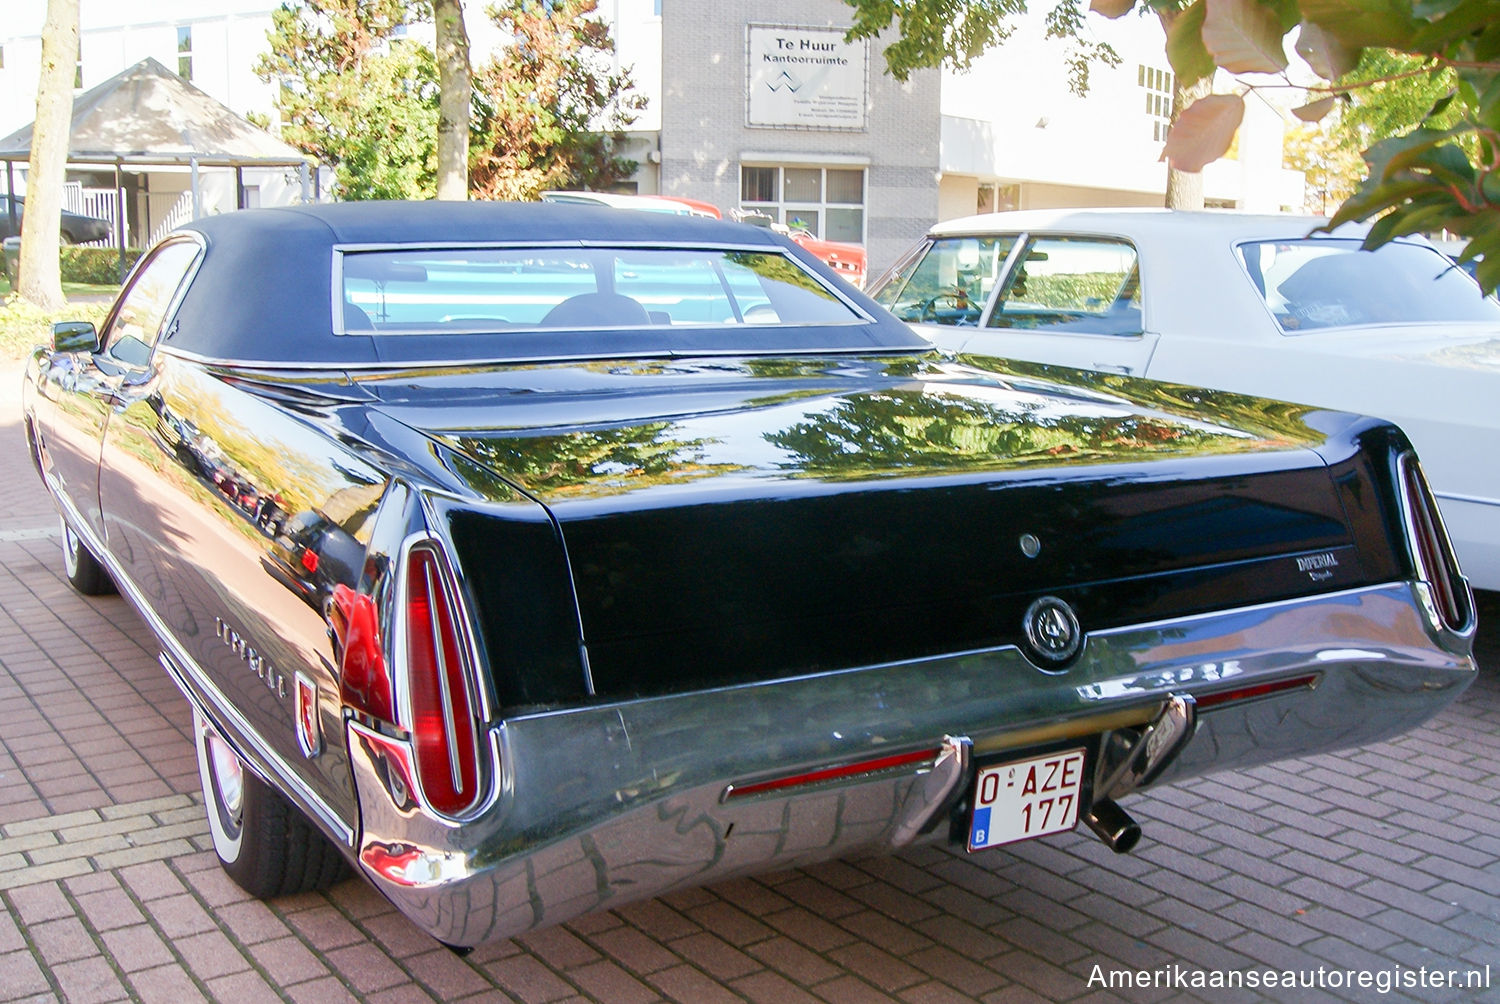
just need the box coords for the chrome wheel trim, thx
[60,517,81,578]
[208,733,245,824]
[195,710,246,862]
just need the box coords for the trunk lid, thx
[366,356,1371,702]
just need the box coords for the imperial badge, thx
[1022,596,1083,667]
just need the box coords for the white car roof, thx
[540,191,695,215]
[927,208,1364,243]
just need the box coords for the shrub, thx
[0,293,112,362]
[60,246,143,285]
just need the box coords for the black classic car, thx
[22,202,1476,949]
[1,194,113,244]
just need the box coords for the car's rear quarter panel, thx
[92,355,388,834]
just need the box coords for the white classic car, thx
[870,209,1500,590]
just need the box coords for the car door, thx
[39,239,202,539]
[96,272,379,832]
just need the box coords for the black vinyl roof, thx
[163,201,924,368]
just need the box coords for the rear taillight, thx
[1398,454,1473,633]
[405,546,482,817]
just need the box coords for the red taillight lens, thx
[331,584,395,724]
[1400,455,1472,633]
[406,547,481,817]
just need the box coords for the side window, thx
[874,236,1016,326]
[987,237,1142,336]
[101,241,200,367]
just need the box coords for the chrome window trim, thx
[100,232,207,368]
[330,240,874,336]
[976,231,1029,329]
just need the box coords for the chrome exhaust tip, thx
[1085,798,1141,854]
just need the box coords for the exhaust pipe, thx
[1085,798,1141,854]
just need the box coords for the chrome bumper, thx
[347,581,1474,947]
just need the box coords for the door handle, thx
[1094,363,1133,375]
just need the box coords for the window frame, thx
[177,25,194,81]
[97,236,205,371]
[330,241,873,337]
[981,234,1144,337]
[1233,236,1500,335]
[738,164,867,245]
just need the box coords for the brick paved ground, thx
[2,360,1498,1003]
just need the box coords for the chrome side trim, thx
[154,342,915,373]
[45,475,354,847]
[1431,489,1500,507]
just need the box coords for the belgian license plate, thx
[968,748,1085,851]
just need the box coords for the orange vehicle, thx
[732,209,867,288]
[785,226,867,288]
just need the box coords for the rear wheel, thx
[194,710,349,898]
[60,517,115,595]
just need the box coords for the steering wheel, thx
[917,291,977,324]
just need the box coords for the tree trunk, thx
[1165,73,1213,209]
[434,0,471,201]
[19,0,80,311]
[1152,6,1214,211]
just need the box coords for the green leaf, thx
[1329,179,1439,226]
[1202,0,1289,72]
[1298,0,1420,50]
[1475,72,1500,128]
[1166,1,1218,85]
[1162,93,1246,170]
[1474,21,1500,61]
[1293,20,1360,78]
[1412,0,1468,17]
[1412,0,1500,51]
[1382,132,1477,184]
[1473,247,1500,294]
[1367,201,1467,245]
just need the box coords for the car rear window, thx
[1238,238,1500,331]
[338,246,861,334]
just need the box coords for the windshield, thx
[1238,238,1500,331]
[339,246,860,334]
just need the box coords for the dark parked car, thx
[1,194,111,244]
[22,202,1476,950]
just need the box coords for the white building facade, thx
[2,0,1303,266]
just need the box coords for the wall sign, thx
[746,24,868,131]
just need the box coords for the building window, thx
[1139,64,1174,143]
[177,26,193,80]
[75,43,82,88]
[739,165,866,244]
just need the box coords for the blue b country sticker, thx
[970,807,992,847]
